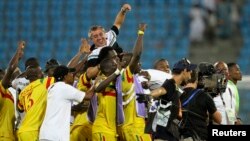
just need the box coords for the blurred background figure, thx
[189,4,205,44]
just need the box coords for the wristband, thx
[114,68,120,75]
[138,30,144,35]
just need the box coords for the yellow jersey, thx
[92,74,117,136]
[77,72,92,92]
[0,81,15,140]
[121,67,146,127]
[17,77,54,133]
[119,67,151,141]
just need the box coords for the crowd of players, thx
[0,3,243,141]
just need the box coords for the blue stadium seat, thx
[24,42,39,58]
[141,56,153,69]
[165,39,176,51]
[57,40,70,51]
[154,0,165,6]
[177,38,189,50]
[55,51,69,65]
[66,6,77,19]
[0,1,4,9]
[0,42,8,65]
[0,0,195,74]
[175,48,188,58]
[39,50,52,61]
[42,40,54,52]
[182,0,192,6]
[22,1,33,11]
[160,47,171,58]
[6,9,17,19]
[237,58,249,74]
[96,0,106,5]
[169,0,179,7]
[7,1,18,9]
[36,28,47,39]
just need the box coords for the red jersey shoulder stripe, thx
[46,77,52,89]
[102,91,116,97]
[126,69,133,83]
[0,88,14,103]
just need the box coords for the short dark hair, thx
[98,47,115,63]
[227,62,237,71]
[25,57,40,70]
[44,58,60,73]
[53,65,75,82]
[100,58,116,76]
[153,58,167,69]
[25,65,42,82]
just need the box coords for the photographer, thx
[150,58,196,141]
[180,63,222,141]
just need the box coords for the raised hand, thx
[79,38,90,54]
[121,4,131,13]
[138,23,147,32]
[17,40,25,59]
[19,40,25,49]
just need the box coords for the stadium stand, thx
[0,0,191,70]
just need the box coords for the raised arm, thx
[2,41,25,88]
[113,4,131,29]
[67,38,90,69]
[129,23,147,73]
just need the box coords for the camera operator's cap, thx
[198,62,216,75]
[53,65,76,81]
[173,58,197,71]
[44,58,60,73]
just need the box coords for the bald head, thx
[214,61,229,78]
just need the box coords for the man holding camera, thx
[180,63,222,141]
[213,61,240,125]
